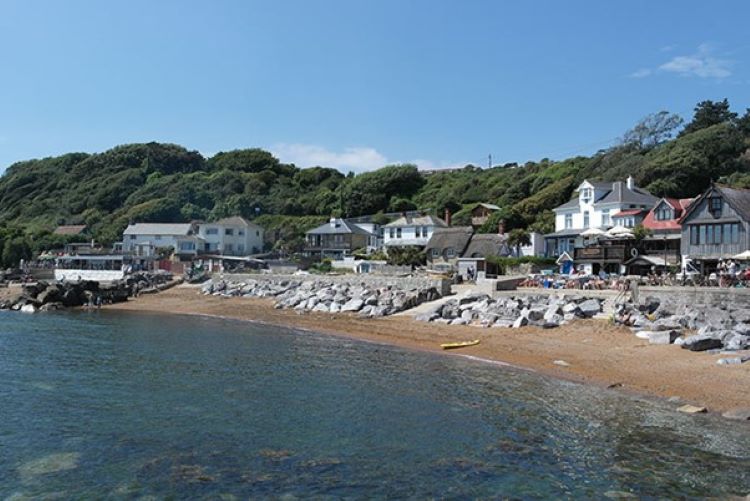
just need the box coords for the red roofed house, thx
[611,208,647,228]
[634,197,695,269]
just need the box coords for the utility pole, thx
[488,154,492,169]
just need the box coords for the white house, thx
[196,216,264,256]
[122,223,203,258]
[383,214,447,249]
[545,176,657,256]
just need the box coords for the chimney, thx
[498,219,506,235]
[330,217,337,227]
[444,208,452,227]
[626,176,634,189]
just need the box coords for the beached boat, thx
[440,340,480,350]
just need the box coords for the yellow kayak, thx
[441,340,480,350]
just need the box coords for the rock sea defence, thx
[203,277,443,317]
[415,293,603,328]
[614,295,750,360]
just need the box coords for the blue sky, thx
[0,1,748,173]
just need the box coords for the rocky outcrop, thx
[0,280,131,312]
[202,278,442,317]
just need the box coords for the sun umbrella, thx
[606,225,632,236]
[581,228,605,237]
[732,250,750,260]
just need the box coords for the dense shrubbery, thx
[0,100,748,265]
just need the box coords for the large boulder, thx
[341,298,364,312]
[647,330,680,345]
[680,334,723,352]
[577,299,601,318]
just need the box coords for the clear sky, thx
[0,0,748,173]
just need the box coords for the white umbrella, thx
[581,228,605,237]
[732,250,750,260]
[607,225,633,236]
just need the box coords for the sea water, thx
[1,310,749,499]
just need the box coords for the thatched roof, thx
[463,233,512,258]
[425,226,473,256]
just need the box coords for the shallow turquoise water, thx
[1,310,749,499]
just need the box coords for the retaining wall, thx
[217,272,452,296]
[55,269,125,282]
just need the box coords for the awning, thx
[624,255,667,267]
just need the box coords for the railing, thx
[304,242,352,250]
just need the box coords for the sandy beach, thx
[102,285,750,416]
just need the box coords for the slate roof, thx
[462,233,512,258]
[425,227,474,255]
[385,214,448,228]
[597,181,658,206]
[306,219,373,236]
[214,216,263,228]
[717,185,750,221]
[53,225,87,236]
[554,179,658,211]
[123,223,195,236]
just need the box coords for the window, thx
[655,206,672,221]
[583,211,590,228]
[225,229,234,236]
[580,188,592,203]
[731,223,740,244]
[155,235,162,240]
[225,244,233,252]
[237,244,244,253]
[690,225,698,245]
[601,209,610,226]
[238,230,245,236]
[415,227,421,238]
[396,228,402,238]
[422,226,429,237]
[206,228,219,235]
[179,241,195,251]
[564,214,573,229]
[256,231,260,237]
[709,197,722,217]
[445,248,456,258]
[431,248,440,258]
[129,235,136,240]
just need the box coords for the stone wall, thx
[217,272,452,296]
[55,269,125,282]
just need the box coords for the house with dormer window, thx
[545,176,657,257]
[383,214,447,249]
[680,184,750,272]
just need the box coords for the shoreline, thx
[105,286,750,416]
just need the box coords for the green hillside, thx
[0,99,748,266]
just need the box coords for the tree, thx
[2,237,31,268]
[506,228,531,257]
[386,246,425,267]
[632,224,652,242]
[736,108,750,136]
[622,111,684,149]
[681,99,738,136]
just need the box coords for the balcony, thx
[304,241,352,251]
[574,245,629,263]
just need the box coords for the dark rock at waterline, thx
[680,335,724,352]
